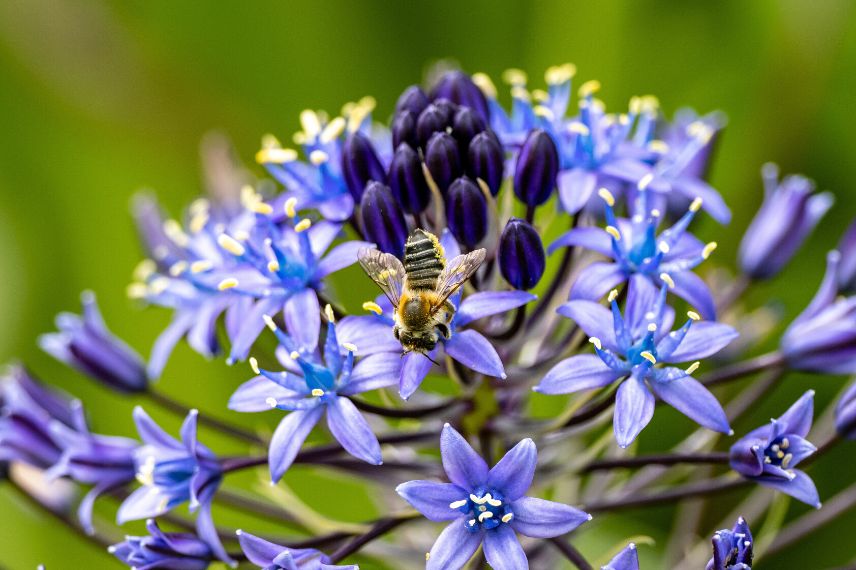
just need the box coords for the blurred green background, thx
[1,1,856,568]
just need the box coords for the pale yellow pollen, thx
[260,133,282,149]
[638,173,654,190]
[781,453,794,469]
[640,351,657,364]
[191,260,213,274]
[618,114,630,126]
[533,105,554,120]
[163,219,189,247]
[511,86,530,102]
[289,351,300,361]
[687,121,713,141]
[126,283,147,299]
[189,197,210,215]
[148,277,170,295]
[531,89,549,102]
[294,218,312,233]
[690,197,703,212]
[501,513,514,523]
[545,63,576,85]
[320,117,346,144]
[648,140,669,153]
[218,278,239,291]
[249,357,260,375]
[267,260,280,273]
[502,68,527,85]
[776,450,785,459]
[578,79,601,97]
[252,202,274,216]
[660,273,675,288]
[658,241,671,254]
[449,499,468,509]
[686,361,700,375]
[133,259,157,281]
[300,109,322,139]
[781,438,790,449]
[472,72,498,99]
[486,497,503,507]
[234,230,250,242]
[478,512,494,522]
[169,261,188,277]
[218,234,246,256]
[608,289,619,302]
[425,553,431,561]
[651,209,661,218]
[284,197,298,218]
[598,188,616,207]
[569,122,590,136]
[362,301,383,315]
[311,388,324,397]
[470,493,490,504]
[589,337,602,350]
[640,95,660,113]
[324,304,335,323]
[605,225,622,241]
[687,310,701,321]
[358,95,376,111]
[292,132,307,146]
[342,342,358,353]
[309,150,329,165]
[647,323,658,332]
[189,211,209,234]
[346,101,372,133]
[262,314,277,331]
[255,147,298,165]
[266,397,278,408]
[702,242,718,259]
[629,96,643,115]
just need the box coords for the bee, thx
[358,229,486,357]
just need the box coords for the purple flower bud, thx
[389,144,431,214]
[499,218,546,290]
[451,107,486,154]
[738,164,834,280]
[395,85,430,117]
[836,219,856,294]
[110,519,214,570]
[39,291,149,393]
[836,379,856,439]
[513,129,559,208]
[360,181,408,258]
[430,70,490,123]
[391,110,417,150]
[446,177,488,248]
[341,131,386,201]
[468,131,505,196]
[425,132,462,193]
[237,531,355,569]
[706,517,753,570]
[416,103,454,148]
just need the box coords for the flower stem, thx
[581,451,729,473]
[548,537,593,570]
[144,387,264,445]
[700,351,785,387]
[584,476,750,512]
[327,514,419,563]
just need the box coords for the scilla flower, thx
[534,276,734,447]
[706,517,753,570]
[603,543,640,570]
[110,519,215,570]
[396,424,590,570]
[237,530,358,569]
[729,391,820,508]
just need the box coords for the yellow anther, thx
[260,133,282,149]
[362,301,383,315]
[502,68,528,85]
[311,388,324,397]
[294,218,312,233]
[320,117,346,144]
[605,226,622,241]
[687,120,713,141]
[776,450,785,459]
[346,101,372,133]
[309,150,329,165]
[133,259,157,281]
[598,188,616,207]
[189,211,209,234]
[658,241,671,254]
[284,197,298,218]
[608,289,619,302]
[191,260,213,274]
[640,95,660,113]
[472,72,498,99]
[660,273,675,288]
[163,219,189,247]
[648,140,669,153]
[266,397,278,408]
[647,323,658,332]
[234,230,250,242]
[569,122,591,136]
[486,497,503,507]
[218,234,246,256]
[478,512,494,522]
[687,310,701,321]
[358,95,376,111]
[249,357,260,375]
[217,278,239,291]
[300,109,321,139]
[629,96,643,115]
[618,113,630,126]
[425,552,431,561]
[255,147,298,164]
[702,242,718,259]
[342,342,358,353]
[324,304,335,323]
[470,493,490,505]
[292,132,307,145]
[169,261,188,277]
[545,63,576,85]
[189,198,210,215]
[578,79,601,97]
[651,209,661,218]
[289,351,300,361]
[449,499,468,509]
[638,173,654,190]
[501,513,514,523]
[640,351,657,364]
[781,453,793,469]
[148,277,170,295]
[531,89,549,102]
[262,314,277,331]
[589,337,602,350]
[686,361,700,375]
[690,197,703,212]
[126,283,147,299]
[533,106,554,120]
[510,86,530,102]
[252,202,274,215]
[267,260,280,273]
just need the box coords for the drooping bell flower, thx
[110,519,215,570]
[513,129,559,209]
[446,177,488,249]
[360,181,409,259]
[499,218,546,290]
[341,131,386,201]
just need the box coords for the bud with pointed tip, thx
[395,85,430,117]
[416,103,454,148]
[391,110,417,150]
[836,379,856,439]
[446,177,488,248]
[499,218,546,290]
[389,144,431,214]
[451,107,486,153]
[468,131,505,196]
[425,132,462,194]
[360,181,408,259]
[341,131,386,201]
[836,219,856,294]
[513,129,559,208]
[430,70,490,123]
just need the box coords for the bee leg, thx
[393,325,401,340]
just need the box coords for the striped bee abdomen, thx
[404,229,444,290]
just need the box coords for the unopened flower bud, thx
[513,129,559,208]
[360,181,408,259]
[499,218,546,290]
[395,85,430,117]
[392,110,418,150]
[430,70,490,123]
[389,144,431,214]
[425,132,462,194]
[451,107,486,154]
[416,103,454,148]
[468,131,505,196]
[446,177,488,248]
[341,131,386,201]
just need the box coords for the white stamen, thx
[290,351,300,361]
[478,511,494,522]
[660,273,675,288]
[687,310,701,321]
[449,499,468,509]
[284,197,298,218]
[658,241,671,254]
[311,389,324,397]
[262,314,277,331]
[605,225,622,240]
[579,79,600,97]
[782,453,793,469]
[589,337,602,350]
[309,150,329,165]
[690,197,703,212]
[190,260,213,273]
[607,289,619,302]
[638,173,654,190]
[169,261,188,276]
[702,241,718,259]
[486,497,503,507]
[325,304,335,323]
[255,147,297,164]
[266,397,277,408]
[685,361,700,375]
[249,357,260,375]
[267,260,280,272]
[251,202,274,215]
[647,323,658,332]
[362,301,383,315]
[598,188,616,207]
[342,343,358,353]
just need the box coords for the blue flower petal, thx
[441,424,488,489]
[284,289,321,353]
[570,262,626,302]
[614,372,655,448]
[657,322,738,362]
[456,291,537,327]
[557,167,597,215]
[548,226,611,257]
[777,390,815,437]
[195,481,233,565]
[487,438,536,501]
[649,373,730,434]
[399,350,435,400]
[556,301,617,350]
[338,352,401,396]
[670,270,716,321]
[316,241,372,279]
[133,406,181,450]
[237,531,287,567]
[534,355,622,395]
[228,377,303,413]
[444,330,506,379]
[483,523,528,570]
[335,316,399,355]
[426,519,483,570]
[325,396,382,465]
[603,543,640,570]
[756,470,821,508]
[148,311,195,379]
[395,480,468,522]
[509,496,590,538]
[269,406,325,483]
[228,296,285,363]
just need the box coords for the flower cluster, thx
[4,65,856,570]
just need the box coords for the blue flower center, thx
[450,488,514,532]
[763,435,794,470]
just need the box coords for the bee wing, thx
[431,248,487,311]
[357,248,406,308]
